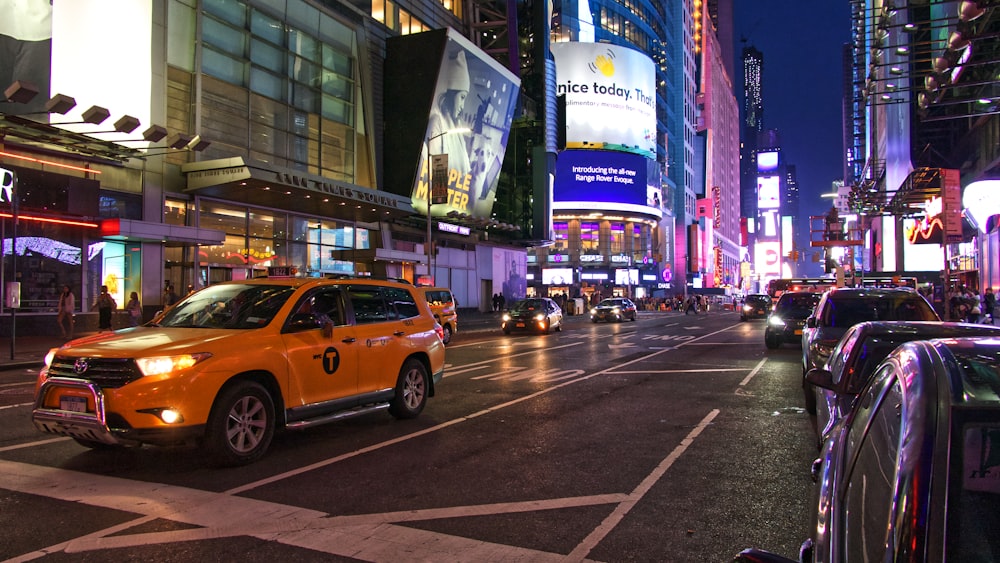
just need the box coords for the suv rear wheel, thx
[389,359,428,418]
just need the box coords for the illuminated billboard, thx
[754,241,782,277]
[757,176,780,209]
[552,42,657,158]
[385,28,521,220]
[4,1,153,144]
[542,267,574,285]
[552,150,662,217]
[757,151,778,171]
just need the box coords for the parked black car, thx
[735,337,1000,563]
[764,291,819,349]
[740,294,772,321]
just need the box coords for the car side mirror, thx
[287,312,321,332]
[806,317,817,328]
[805,367,836,390]
[322,319,334,338]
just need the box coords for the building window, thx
[581,222,600,252]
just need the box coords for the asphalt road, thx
[0,309,816,562]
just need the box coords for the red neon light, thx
[0,213,99,228]
[0,151,102,174]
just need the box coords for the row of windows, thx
[552,221,654,257]
[372,0,431,35]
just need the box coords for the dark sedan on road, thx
[590,298,637,323]
[740,294,772,321]
[807,321,1000,443]
[764,291,819,349]
[736,337,1000,563]
[501,298,564,334]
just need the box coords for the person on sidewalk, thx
[56,284,75,339]
[126,291,142,327]
[95,285,116,332]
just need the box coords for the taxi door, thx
[346,286,421,394]
[281,288,359,407]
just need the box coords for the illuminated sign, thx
[438,222,471,235]
[964,179,1000,232]
[615,268,639,285]
[552,42,657,158]
[408,29,521,220]
[757,151,778,171]
[754,241,781,277]
[542,267,574,285]
[757,176,780,209]
[552,150,661,218]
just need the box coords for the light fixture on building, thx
[1,80,39,104]
[44,94,76,114]
[167,133,194,149]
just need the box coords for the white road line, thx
[611,368,748,374]
[567,409,721,561]
[0,402,33,412]
[444,341,584,377]
[0,436,70,453]
[738,358,768,388]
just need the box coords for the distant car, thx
[800,287,939,413]
[807,321,1000,443]
[501,298,564,334]
[735,337,1000,563]
[764,291,819,349]
[740,294,772,321]
[590,298,638,323]
[418,286,458,345]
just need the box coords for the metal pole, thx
[426,146,432,284]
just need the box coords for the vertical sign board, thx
[0,167,17,309]
[942,168,963,243]
[431,154,449,205]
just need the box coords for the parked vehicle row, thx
[740,284,1000,562]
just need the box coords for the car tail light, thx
[434,323,445,342]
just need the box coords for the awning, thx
[181,157,416,223]
[100,218,226,246]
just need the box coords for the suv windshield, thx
[746,295,770,305]
[775,293,818,317]
[821,294,937,328]
[158,284,295,329]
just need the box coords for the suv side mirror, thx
[806,317,817,328]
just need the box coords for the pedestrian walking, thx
[985,287,996,324]
[56,284,75,338]
[126,291,142,327]
[95,285,116,332]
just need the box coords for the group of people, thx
[949,286,996,324]
[55,285,145,339]
[490,293,506,312]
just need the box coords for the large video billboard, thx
[384,29,520,221]
[552,150,661,216]
[552,42,656,158]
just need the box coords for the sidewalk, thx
[0,333,85,370]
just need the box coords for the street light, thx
[424,127,470,283]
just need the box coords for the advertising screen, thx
[615,268,639,285]
[552,42,657,158]
[757,151,778,171]
[553,150,660,216]
[542,267,574,285]
[754,241,782,277]
[413,30,520,220]
[757,176,780,209]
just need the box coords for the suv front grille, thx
[48,357,142,389]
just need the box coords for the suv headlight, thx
[768,316,786,327]
[135,353,212,376]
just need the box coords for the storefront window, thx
[553,222,569,251]
[610,222,625,254]
[581,222,600,253]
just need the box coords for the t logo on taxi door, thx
[322,347,340,374]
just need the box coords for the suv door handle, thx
[341,337,356,343]
[393,331,405,336]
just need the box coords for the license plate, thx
[794,329,803,335]
[60,396,88,413]
[515,322,526,328]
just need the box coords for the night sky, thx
[732,2,853,273]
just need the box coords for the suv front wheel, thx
[204,381,275,467]
[389,359,428,418]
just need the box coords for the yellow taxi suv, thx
[417,286,458,345]
[32,277,445,466]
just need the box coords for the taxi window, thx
[160,284,294,329]
[948,419,1000,560]
[348,289,388,324]
[383,287,420,319]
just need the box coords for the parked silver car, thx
[800,287,939,413]
[736,337,1000,563]
[807,321,1000,444]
